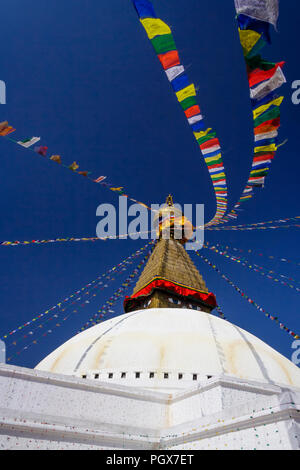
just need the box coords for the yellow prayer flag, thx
[205,153,222,163]
[50,154,62,164]
[251,167,269,175]
[193,128,212,140]
[211,172,226,179]
[69,161,79,171]
[140,18,171,40]
[238,29,261,56]
[175,84,196,103]
[254,143,277,153]
[253,96,284,119]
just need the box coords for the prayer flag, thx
[248,62,284,88]
[175,84,196,102]
[250,66,286,100]
[254,143,277,153]
[140,18,171,40]
[34,145,48,156]
[69,161,79,171]
[17,137,40,148]
[234,0,279,27]
[237,14,271,43]
[255,130,278,141]
[133,0,156,19]
[254,117,280,134]
[194,128,212,140]
[0,121,16,136]
[238,29,262,56]
[165,65,185,82]
[151,34,176,55]
[252,96,283,119]
[253,106,280,127]
[94,176,107,183]
[158,50,180,70]
[184,105,201,118]
[188,114,203,125]
[50,155,62,164]
[171,74,190,92]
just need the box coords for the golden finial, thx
[166,194,174,206]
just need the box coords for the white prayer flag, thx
[209,166,225,174]
[201,145,221,155]
[252,159,272,167]
[188,114,203,125]
[250,67,286,100]
[255,130,278,141]
[17,137,40,148]
[165,65,185,82]
[234,0,279,27]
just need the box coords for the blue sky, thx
[0,0,299,369]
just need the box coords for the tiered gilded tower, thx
[124,196,216,314]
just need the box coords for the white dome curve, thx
[35,308,300,389]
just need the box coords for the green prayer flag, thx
[197,132,217,145]
[246,37,267,59]
[206,157,223,166]
[250,169,269,177]
[151,34,176,54]
[246,55,276,71]
[180,96,197,111]
[253,106,280,127]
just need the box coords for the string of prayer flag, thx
[194,251,300,340]
[77,246,155,333]
[217,0,285,224]
[2,242,153,342]
[132,0,227,225]
[7,242,154,351]
[205,240,300,267]
[206,224,300,232]
[203,244,300,292]
[0,127,154,213]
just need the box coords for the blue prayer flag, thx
[237,14,271,43]
[171,74,190,92]
[191,121,206,132]
[133,0,156,19]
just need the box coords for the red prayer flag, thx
[184,105,201,118]
[157,50,180,70]
[213,178,226,184]
[253,153,275,162]
[34,146,48,156]
[208,163,223,170]
[200,137,220,150]
[254,118,281,135]
[248,62,285,88]
[0,121,16,136]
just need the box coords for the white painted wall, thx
[0,364,299,450]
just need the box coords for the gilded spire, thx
[153,194,193,243]
[166,194,174,206]
[124,197,217,314]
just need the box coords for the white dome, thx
[35,308,300,389]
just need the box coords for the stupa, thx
[0,197,299,450]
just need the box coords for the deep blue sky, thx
[0,0,299,369]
